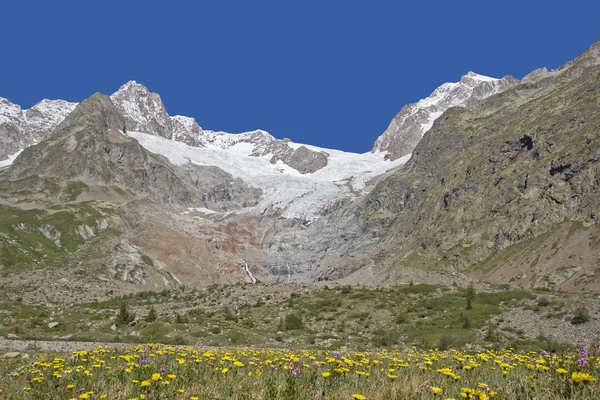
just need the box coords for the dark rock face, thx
[0,123,20,161]
[286,146,329,174]
[6,93,260,209]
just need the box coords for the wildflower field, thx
[1,344,599,399]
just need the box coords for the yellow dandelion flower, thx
[66,384,75,389]
[168,374,176,380]
[556,368,568,375]
[151,373,162,381]
[572,371,596,383]
[322,372,331,378]
[140,380,151,387]
[222,368,229,374]
[432,387,443,395]
[177,389,184,394]
[352,395,367,400]
[388,374,397,380]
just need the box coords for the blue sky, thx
[1,1,599,153]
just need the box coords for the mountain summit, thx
[372,72,518,160]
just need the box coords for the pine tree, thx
[146,306,157,322]
[116,301,135,325]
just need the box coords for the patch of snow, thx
[464,71,497,82]
[419,111,443,136]
[0,150,23,168]
[183,207,219,215]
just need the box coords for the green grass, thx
[50,283,545,351]
[0,201,115,273]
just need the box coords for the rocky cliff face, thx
[372,72,518,160]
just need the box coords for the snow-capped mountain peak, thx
[24,99,77,134]
[462,71,497,82]
[0,97,76,161]
[372,71,518,160]
[110,81,174,139]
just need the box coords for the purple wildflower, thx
[578,347,588,368]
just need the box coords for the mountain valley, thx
[1,39,600,350]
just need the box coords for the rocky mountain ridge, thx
[372,72,518,160]
[1,72,515,174]
[0,81,333,175]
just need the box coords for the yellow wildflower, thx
[432,386,443,395]
[322,371,331,378]
[572,371,596,383]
